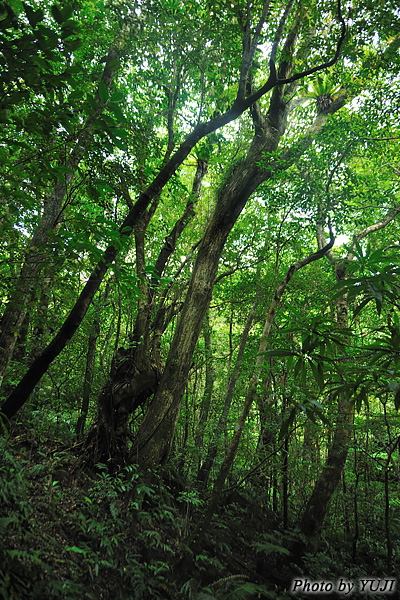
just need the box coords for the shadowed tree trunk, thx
[0,62,277,425]
[84,158,209,465]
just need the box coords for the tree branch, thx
[237,0,271,100]
[270,0,296,64]
[243,0,346,109]
[350,205,400,259]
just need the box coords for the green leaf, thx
[264,349,297,358]
[51,4,63,24]
[252,541,291,556]
[394,388,400,410]
[279,408,296,440]
[110,91,124,102]
[310,360,324,390]
[109,102,126,123]
[66,545,86,556]
[109,137,126,151]
[0,517,14,536]
[61,23,80,39]
[24,4,44,28]
[65,37,82,51]
[353,296,371,318]
[98,80,109,104]
[294,358,303,379]
[354,237,364,257]
[61,5,74,21]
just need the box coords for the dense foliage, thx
[1,0,400,598]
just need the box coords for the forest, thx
[1,0,400,598]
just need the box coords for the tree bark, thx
[0,68,277,423]
[76,318,101,440]
[83,159,209,465]
[130,145,269,467]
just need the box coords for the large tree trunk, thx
[84,159,209,465]
[131,88,347,467]
[130,144,271,467]
[87,359,161,467]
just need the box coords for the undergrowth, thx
[0,429,399,600]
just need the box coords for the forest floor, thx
[0,423,397,600]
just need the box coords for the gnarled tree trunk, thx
[85,158,209,466]
[1,1,346,434]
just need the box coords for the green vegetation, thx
[1,0,400,598]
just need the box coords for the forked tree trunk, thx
[133,10,346,471]
[0,81,277,423]
[84,159,209,466]
[1,6,346,428]
[131,90,347,467]
[131,146,271,467]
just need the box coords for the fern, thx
[211,574,249,588]
[252,541,291,556]
[0,516,14,537]
[214,579,273,600]
[228,582,270,600]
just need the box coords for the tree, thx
[298,205,400,547]
[1,1,400,493]
[1,0,347,428]
[2,3,400,595]
[0,1,130,383]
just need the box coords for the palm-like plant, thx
[303,73,342,113]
